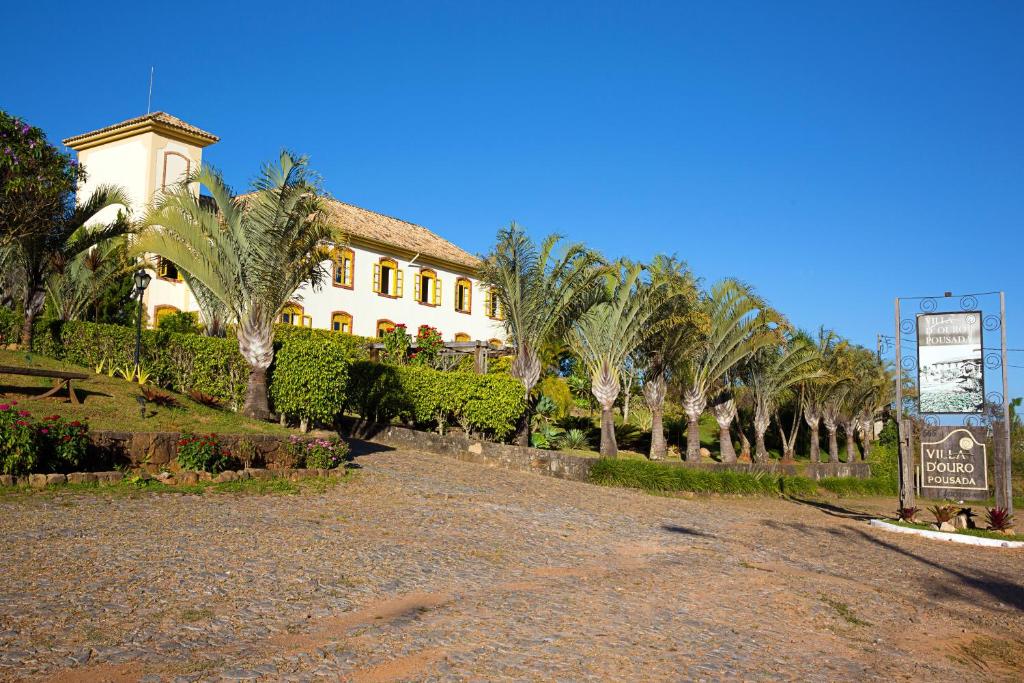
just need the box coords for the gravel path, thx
[1,449,1022,682]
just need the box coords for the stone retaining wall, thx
[0,467,345,489]
[89,431,300,471]
[340,418,873,483]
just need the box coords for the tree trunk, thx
[711,397,737,464]
[776,410,798,462]
[682,387,706,463]
[803,407,821,463]
[844,421,858,462]
[19,287,45,349]
[622,391,631,425]
[826,425,839,463]
[753,405,771,463]
[859,416,873,461]
[737,426,752,462]
[643,374,667,460]
[600,405,617,457]
[238,317,275,420]
[512,348,541,447]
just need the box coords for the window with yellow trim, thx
[280,302,312,327]
[373,258,403,297]
[455,278,472,313]
[376,319,396,337]
[454,332,471,342]
[333,248,354,288]
[489,338,503,349]
[331,311,353,334]
[414,268,440,306]
[154,305,180,325]
[484,288,503,320]
[157,257,181,281]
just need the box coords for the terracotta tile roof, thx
[62,112,219,147]
[325,199,481,271]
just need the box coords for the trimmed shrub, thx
[36,414,90,472]
[269,337,349,427]
[346,361,526,440]
[0,401,38,475]
[273,324,372,360]
[0,306,21,344]
[0,402,90,475]
[590,458,824,497]
[157,311,201,335]
[538,376,573,419]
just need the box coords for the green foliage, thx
[381,324,411,364]
[157,311,201,335]
[531,423,565,450]
[590,458,822,496]
[928,504,958,524]
[346,361,526,440]
[878,418,899,448]
[0,306,21,344]
[300,437,350,469]
[561,428,591,450]
[0,401,90,475]
[272,324,372,360]
[411,324,443,367]
[269,337,349,426]
[537,376,573,419]
[176,433,237,473]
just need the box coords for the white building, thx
[63,112,506,343]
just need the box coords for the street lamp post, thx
[132,269,152,368]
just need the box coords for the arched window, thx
[280,302,311,327]
[376,319,396,337]
[489,338,503,349]
[373,258,403,297]
[331,311,353,334]
[153,305,180,326]
[157,257,180,281]
[162,151,190,190]
[414,268,440,306]
[333,247,354,288]
[455,277,472,313]
[454,332,471,343]
[484,288,503,320]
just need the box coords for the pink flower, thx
[40,428,49,434]
[0,404,9,411]
[18,410,30,417]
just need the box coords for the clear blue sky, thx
[4,1,1022,395]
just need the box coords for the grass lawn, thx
[0,472,352,497]
[0,349,291,436]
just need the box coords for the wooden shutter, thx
[373,263,381,293]
[396,269,404,297]
[434,277,442,306]
[414,273,421,302]
[484,289,492,317]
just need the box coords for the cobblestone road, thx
[1,448,1022,682]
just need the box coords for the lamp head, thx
[134,269,152,293]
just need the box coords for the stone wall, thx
[89,431,300,471]
[339,418,873,483]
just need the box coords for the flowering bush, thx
[37,414,89,472]
[176,433,236,473]
[302,437,351,470]
[381,324,411,365]
[411,325,443,367]
[0,401,38,475]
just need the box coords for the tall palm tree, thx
[637,255,702,459]
[479,224,604,444]
[745,336,822,463]
[1,184,131,348]
[801,327,844,463]
[571,262,674,457]
[134,152,332,418]
[679,280,776,462]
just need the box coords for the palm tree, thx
[571,262,674,457]
[45,239,142,321]
[745,336,822,463]
[637,255,702,459]
[1,184,131,348]
[679,280,776,462]
[801,327,844,463]
[134,152,332,418]
[845,350,893,462]
[479,224,604,444]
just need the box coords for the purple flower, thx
[21,124,30,134]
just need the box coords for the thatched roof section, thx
[324,199,480,271]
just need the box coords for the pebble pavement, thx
[0,449,1021,682]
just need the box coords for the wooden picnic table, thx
[0,365,89,405]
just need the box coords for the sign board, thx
[917,312,983,414]
[920,427,989,500]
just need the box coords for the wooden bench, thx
[0,365,90,405]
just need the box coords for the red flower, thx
[17,410,30,417]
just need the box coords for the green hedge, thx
[0,307,21,344]
[590,458,819,497]
[346,361,525,440]
[269,337,349,426]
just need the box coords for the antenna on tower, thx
[146,67,155,114]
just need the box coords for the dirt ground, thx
[1,448,1022,682]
